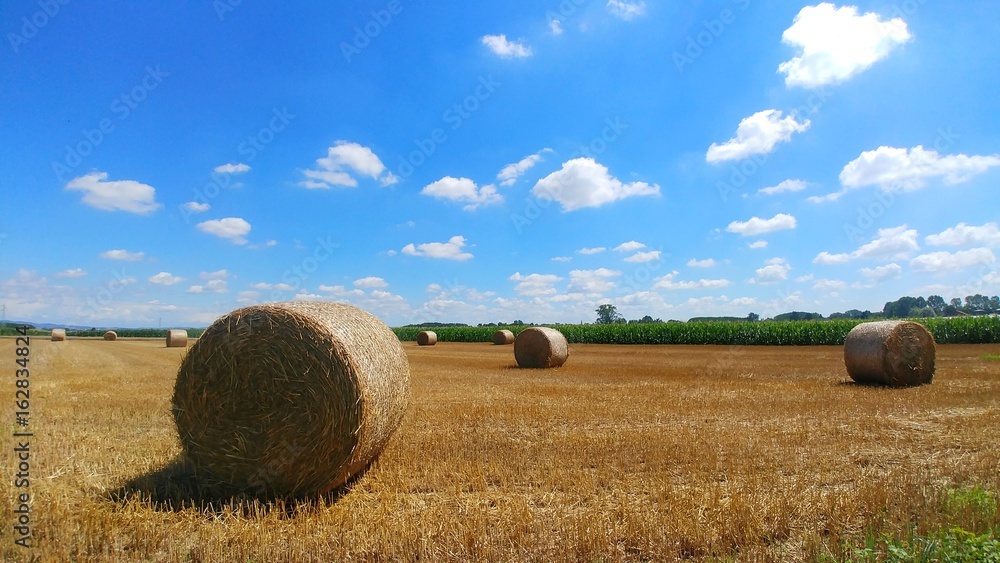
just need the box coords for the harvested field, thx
[1,338,998,561]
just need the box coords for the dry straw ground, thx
[1,338,998,561]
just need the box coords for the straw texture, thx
[514,327,569,368]
[417,331,437,346]
[166,329,188,348]
[171,301,411,497]
[492,329,514,345]
[103,331,117,341]
[51,329,66,342]
[844,320,936,386]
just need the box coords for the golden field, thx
[1,337,998,562]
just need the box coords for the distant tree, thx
[926,295,946,315]
[595,304,625,324]
[990,296,1000,313]
[747,312,760,322]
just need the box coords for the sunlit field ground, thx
[2,338,998,561]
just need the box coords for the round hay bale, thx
[103,330,117,341]
[416,331,437,346]
[51,329,66,342]
[514,327,569,369]
[492,329,514,345]
[171,302,410,497]
[844,320,935,386]
[166,329,188,348]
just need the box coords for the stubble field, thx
[1,338,998,561]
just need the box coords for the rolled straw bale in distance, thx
[103,330,117,341]
[51,329,66,342]
[166,329,188,348]
[416,330,437,346]
[514,327,569,368]
[844,320,935,386]
[172,302,410,497]
[493,329,514,345]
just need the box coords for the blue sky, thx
[2,1,999,328]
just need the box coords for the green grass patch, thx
[981,354,1000,360]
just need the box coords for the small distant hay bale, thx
[417,331,437,346]
[103,330,117,341]
[514,327,569,369]
[51,329,66,342]
[493,329,514,345]
[844,320,936,387]
[171,301,410,497]
[166,329,188,348]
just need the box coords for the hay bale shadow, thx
[105,457,373,517]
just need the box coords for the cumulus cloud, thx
[778,3,911,88]
[578,247,606,255]
[509,272,562,296]
[624,250,661,263]
[481,34,532,58]
[926,222,1000,248]
[421,177,502,211]
[813,251,851,265]
[758,179,807,196]
[532,158,659,211]
[726,213,797,236]
[300,141,397,189]
[569,268,621,293]
[551,256,572,263]
[852,225,920,261]
[706,110,810,163]
[813,278,846,292]
[859,263,902,281]
[497,149,552,186]
[188,279,228,294]
[750,258,792,284]
[65,171,162,215]
[910,248,996,273]
[55,268,87,278]
[607,0,647,20]
[839,146,1000,192]
[748,241,768,249]
[549,19,564,35]
[354,276,388,289]
[214,163,250,174]
[183,201,210,213]
[654,271,731,290]
[197,217,252,245]
[614,241,646,253]
[100,249,145,261]
[687,258,716,268]
[401,235,474,261]
[148,272,184,286]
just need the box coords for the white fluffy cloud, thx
[614,241,646,253]
[421,177,502,211]
[100,249,145,261]
[65,171,162,215]
[748,241,768,249]
[578,247,606,255]
[607,0,647,20]
[726,213,797,236]
[55,268,87,278]
[214,163,250,174]
[813,251,851,265]
[687,258,717,268]
[778,3,911,88]
[354,276,388,289]
[188,279,228,294]
[859,263,902,281]
[197,217,252,245]
[532,158,659,211]
[852,225,919,261]
[497,149,552,186]
[402,235,474,261]
[758,179,807,196]
[148,272,184,286]
[813,278,846,292]
[751,258,792,284]
[509,272,562,296]
[706,110,810,163]
[910,248,996,273]
[926,222,1000,248]
[839,146,1000,192]
[183,201,210,213]
[569,268,621,293]
[481,34,532,58]
[624,250,661,263]
[300,141,397,189]
[654,271,731,290]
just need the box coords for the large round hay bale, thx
[51,329,66,342]
[166,329,188,348]
[103,330,117,341]
[514,327,569,368]
[493,329,515,345]
[416,330,437,346]
[171,302,410,497]
[844,320,935,386]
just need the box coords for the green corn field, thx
[394,316,1000,346]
